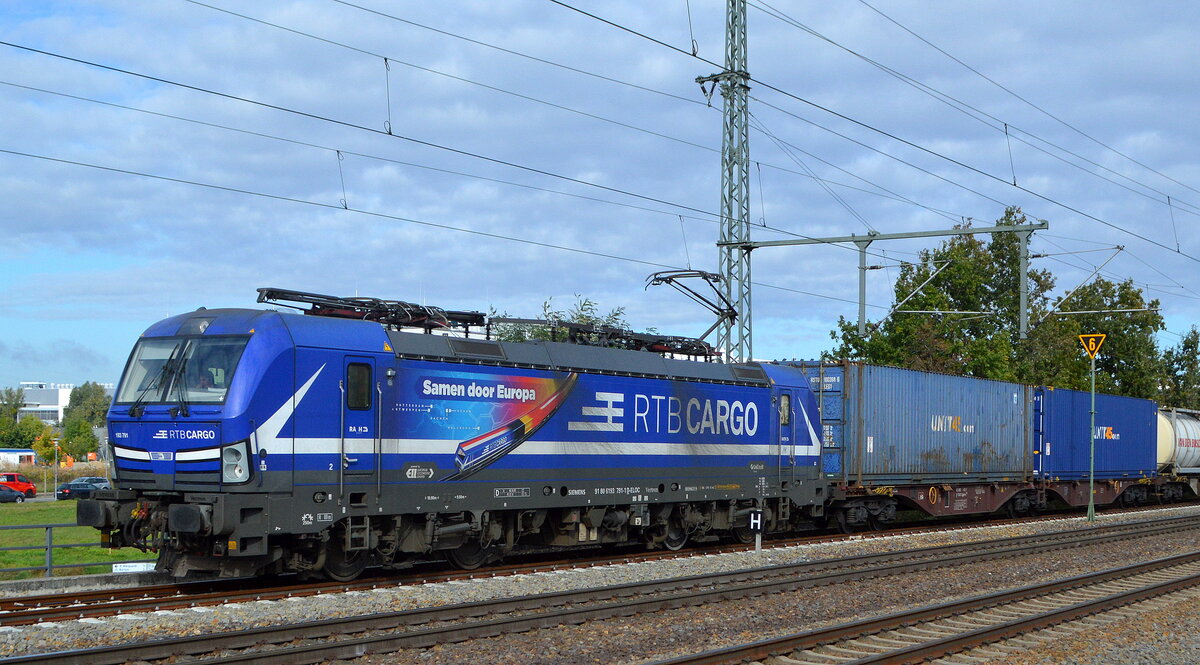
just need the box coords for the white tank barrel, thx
[1160,408,1200,473]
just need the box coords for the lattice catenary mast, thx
[697,0,751,363]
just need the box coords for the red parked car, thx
[0,472,36,498]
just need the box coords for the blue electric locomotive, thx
[79,289,824,579]
[79,288,1194,580]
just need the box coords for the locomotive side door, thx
[778,389,796,480]
[340,357,378,488]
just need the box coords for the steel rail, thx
[2,500,1186,623]
[8,514,1199,665]
[646,553,1200,665]
[3,509,1192,625]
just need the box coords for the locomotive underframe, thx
[81,473,1196,578]
[79,478,828,578]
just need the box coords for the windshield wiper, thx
[128,342,182,418]
[171,341,193,418]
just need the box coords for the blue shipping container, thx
[1034,387,1156,479]
[792,362,1031,485]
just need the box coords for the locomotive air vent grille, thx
[449,338,507,360]
[730,365,768,382]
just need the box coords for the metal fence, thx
[0,522,154,577]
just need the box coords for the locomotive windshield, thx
[116,336,250,405]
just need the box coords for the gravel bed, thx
[2,504,1199,660]
[984,590,1200,665]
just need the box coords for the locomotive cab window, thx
[779,394,791,426]
[115,335,249,405]
[346,363,372,410]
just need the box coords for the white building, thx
[17,381,116,425]
[0,448,37,466]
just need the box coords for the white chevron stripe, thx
[256,364,325,454]
[287,437,785,457]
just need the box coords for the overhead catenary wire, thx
[326,0,706,108]
[751,112,877,234]
[1,59,952,271]
[186,0,1052,257]
[322,0,993,227]
[751,0,1200,220]
[1034,236,1200,301]
[0,145,884,311]
[68,2,987,250]
[1037,233,1200,298]
[190,0,978,247]
[1037,247,1124,323]
[0,39,719,221]
[855,0,1200,202]
[0,80,728,226]
[545,0,1200,265]
[0,78,929,269]
[185,1,718,155]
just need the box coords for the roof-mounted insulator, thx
[257,287,485,330]
[490,317,718,358]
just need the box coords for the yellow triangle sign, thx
[1079,334,1106,359]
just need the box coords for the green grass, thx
[0,500,152,579]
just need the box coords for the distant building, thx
[17,381,116,425]
[0,448,37,466]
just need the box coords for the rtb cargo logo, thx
[150,429,217,440]
[568,391,759,436]
[568,392,624,432]
[930,415,975,433]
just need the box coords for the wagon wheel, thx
[834,509,856,534]
[322,531,367,582]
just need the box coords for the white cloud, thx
[1,0,1199,387]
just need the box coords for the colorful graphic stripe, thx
[444,373,579,480]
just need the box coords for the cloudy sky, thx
[3,1,1199,388]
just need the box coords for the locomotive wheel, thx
[662,519,688,551]
[732,526,756,544]
[322,537,367,582]
[446,541,489,570]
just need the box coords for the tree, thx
[0,387,24,422]
[826,208,1050,380]
[492,295,634,344]
[1162,327,1200,409]
[63,382,111,428]
[61,417,99,459]
[31,431,58,466]
[823,207,1165,399]
[13,416,55,462]
[1047,278,1163,397]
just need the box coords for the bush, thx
[0,462,113,488]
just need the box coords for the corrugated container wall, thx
[793,362,1030,485]
[1034,388,1156,480]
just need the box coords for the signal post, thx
[1079,333,1106,522]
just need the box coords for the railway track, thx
[649,552,1200,665]
[7,511,1198,665]
[1,502,1185,627]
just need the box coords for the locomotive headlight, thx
[221,441,251,483]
